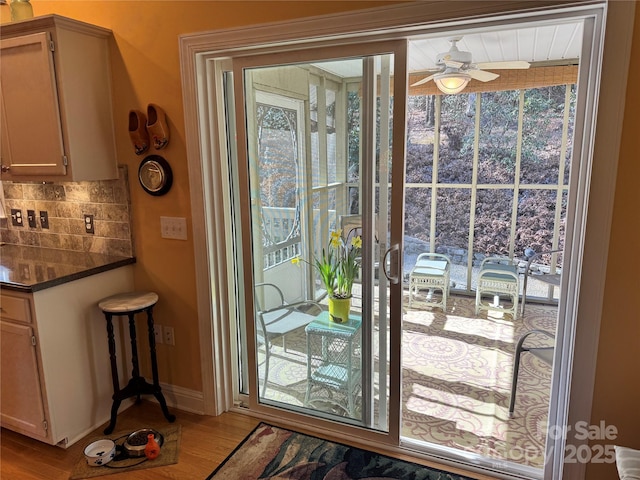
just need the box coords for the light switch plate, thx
[40,211,49,229]
[160,216,187,240]
[27,210,37,228]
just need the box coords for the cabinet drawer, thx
[0,294,32,324]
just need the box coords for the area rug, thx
[259,295,556,469]
[69,424,181,479]
[400,295,556,468]
[208,423,474,479]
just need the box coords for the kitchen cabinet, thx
[0,265,134,447]
[0,15,118,182]
[0,294,50,442]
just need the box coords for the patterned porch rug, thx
[260,294,556,469]
[400,295,556,468]
[207,422,475,479]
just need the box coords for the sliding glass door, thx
[231,43,407,433]
[182,1,614,477]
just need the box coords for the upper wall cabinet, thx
[0,15,118,182]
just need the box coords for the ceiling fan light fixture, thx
[433,71,471,94]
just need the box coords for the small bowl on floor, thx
[84,439,116,466]
[124,428,164,457]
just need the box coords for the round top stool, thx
[97,290,175,434]
[98,291,158,313]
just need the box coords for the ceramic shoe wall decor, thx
[128,110,150,155]
[146,103,170,150]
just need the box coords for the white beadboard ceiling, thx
[314,21,583,78]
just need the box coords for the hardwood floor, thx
[1,401,497,480]
[0,401,259,480]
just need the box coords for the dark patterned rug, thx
[207,423,475,479]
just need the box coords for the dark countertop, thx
[0,244,135,293]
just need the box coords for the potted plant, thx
[292,230,362,323]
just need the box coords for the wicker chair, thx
[408,253,451,311]
[475,256,520,318]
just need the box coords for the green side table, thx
[304,311,362,418]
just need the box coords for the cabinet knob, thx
[1,165,10,173]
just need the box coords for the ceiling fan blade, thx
[468,69,500,82]
[443,59,465,69]
[410,74,437,87]
[476,60,530,70]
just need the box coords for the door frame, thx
[179,1,635,479]
[231,41,407,440]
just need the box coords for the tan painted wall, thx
[1,2,637,474]
[586,4,640,480]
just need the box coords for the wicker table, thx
[304,311,362,418]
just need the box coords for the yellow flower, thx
[329,230,343,248]
[291,257,300,265]
[351,235,362,249]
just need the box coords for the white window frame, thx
[403,86,573,296]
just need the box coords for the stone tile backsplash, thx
[0,166,134,257]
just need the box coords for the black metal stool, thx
[98,291,175,434]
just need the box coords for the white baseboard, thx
[147,382,206,415]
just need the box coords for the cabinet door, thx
[0,32,66,178]
[0,320,49,440]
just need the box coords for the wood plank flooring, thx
[0,401,497,479]
[0,402,259,480]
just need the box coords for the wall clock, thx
[138,155,173,196]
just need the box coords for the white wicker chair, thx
[475,256,520,318]
[408,253,451,311]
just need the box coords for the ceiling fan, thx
[411,37,530,94]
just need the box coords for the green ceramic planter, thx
[328,296,351,323]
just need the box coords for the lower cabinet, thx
[1,314,50,442]
[0,266,134,447]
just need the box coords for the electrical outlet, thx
[160,216,188,240]
[154,325,163,345]
[27,210,37,228]
[10,209,23,227]
[84,214,95,234]
[40,211,49,229]
[163,326,175,346]
[19,263,30,281]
